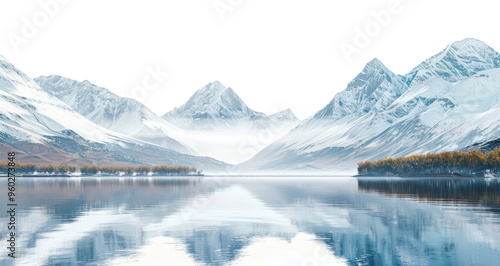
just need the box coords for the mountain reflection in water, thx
[0,176,499,266]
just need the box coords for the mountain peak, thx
[40,74,62,81]
[81,80,93,86]
[35,75,147,111]
[449,38,491,50]
[269,108,299,122]
[405,38,500,86]
[443,38,499,62]
[346,58,397,90]
[164,81,260,122]
[212,80,224,87]
[196,80,227,95]
[360,58,392,76]
[314,57,406,121]
[36,75,101,97]
[366,57,383,67]
[194,81,231,103]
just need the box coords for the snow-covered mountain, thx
[164,81,298,130]
[0,55,226,169]
[242,38,500,171]
[0,54,122,153]
[313,58,408,121]
[163,81,300,164]
[35,75,191,155]
[6,37,499,171]
[404,38,500,86]
[35,78,299,165]
[164,81,263,129]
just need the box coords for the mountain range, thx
[162,81,299,164]
[242,38,500,171]
[35,75,192,155]
[34,78,299,164]
[2,38,500,172]
[0,55,225,170]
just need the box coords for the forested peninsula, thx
[358,150,500,177]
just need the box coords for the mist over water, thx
[1,176,499,265]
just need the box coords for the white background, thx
[1,0,499,119]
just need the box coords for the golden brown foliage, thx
[358,149,500,176]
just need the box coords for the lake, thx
[1,176,500,266]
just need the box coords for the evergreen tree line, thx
[0,162,76,174]
[80,164,199,176]
[358,149,500,177]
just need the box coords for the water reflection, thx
[358,177,500,210]
[0,176,499,265]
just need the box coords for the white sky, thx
[1,0,500,119]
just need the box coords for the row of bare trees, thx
[358,149,500,177]
[80,164,199,176]
[0,162,76,174]
[0,162,200,176]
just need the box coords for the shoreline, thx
[1,174,205,178]
[353,174,489,178]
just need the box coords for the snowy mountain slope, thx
[240,58,408,169]
[343,68,500,161]
[35,75,192,154]
[164,81,261,127]
[313,58,408,121]
[0,56,124,145]
[269,108,297,121]
[242,38,500,171]
[323,70,500,168]
[282,58,409,152]
[461,134,500,154]
[163,81,300,164]
[387,68,500,144]
[0,55,226,169]
[163,81,296,131]
[404,38,500,87]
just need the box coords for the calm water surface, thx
[1,176,500,266]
